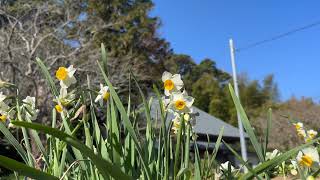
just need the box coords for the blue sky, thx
[151,1,320,101]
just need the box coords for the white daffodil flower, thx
[297,146,319,168]
[55,65,77,88]
[220,161,235,172]
[22,96,39,121]
[297,129,307,139]
[95,84,110,106]
[266,149,280,160]
[162,71,184,96]
[169,91,194,113]
[307,129,318,139]
[293,122,303,130]
[0,110,15,123]
[58,88,75,106]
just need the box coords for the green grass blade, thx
[263,108,272,157]
[0,155,58,180]
[228,84,264,162]
[11,121,132,180]
[184,124,191,171]
[97,61,151,179]
[174,117,184,179]
[16,98,34,167]
[205,127,224,178]
[101,43,108,75]
[35,57,58,97]
[131,72,152,140]
[223,140,262,180]
[194,143,201,180]
[110,97,121,166]
[0,122,28,163]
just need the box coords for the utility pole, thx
[229,39,248,168]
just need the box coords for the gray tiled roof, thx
[149,99,247,139]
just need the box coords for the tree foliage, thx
[0,0,280,128]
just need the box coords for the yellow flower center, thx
[300,155,313,167]
[164,79,174,91]
[103,92,110,101]
[309,133,317,139]
[175,100,186,110]
[55,104,63,113]
[56,67,68,81]
[294,123,302,129]
[0,114,6,122]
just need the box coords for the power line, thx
[235,20,320,52]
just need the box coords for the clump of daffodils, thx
[293,122,318,143]
[290,121,320,179]
[161,71,195,134]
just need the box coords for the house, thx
[149,99,259,166]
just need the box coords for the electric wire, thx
[236,20,320,52]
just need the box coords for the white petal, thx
[69,76,77,84]
[162,71,172,82]
[164,90,171,96]
[103,86,109,92]
[60,88,68,98]
[184,96,194,107]
[67,65,76,76]
[61,76,77,88]
[95,95,102,103]
[304,147,320,162]
[162,97,170,106]
[60,81,66,88]
[296,151,302,162]
[172,92,184,101]
[99,83,104,89]
[171,74,184,90]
